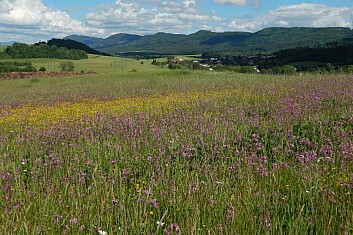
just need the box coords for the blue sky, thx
[1,0,352,43]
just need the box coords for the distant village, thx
[167,54,276,73]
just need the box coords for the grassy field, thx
[0,55,353,234]
[0,54,167,74]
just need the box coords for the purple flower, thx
[166,223,182,235]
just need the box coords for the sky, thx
[0,0,352,43]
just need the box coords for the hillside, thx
[65,27,353,56]
[45,39,111,56]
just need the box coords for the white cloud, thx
[214,0,248,6]
[84,0,220,35]
[183,0,196,8]
[213,0,261,8]
[228,3,353,32]
[0,0,103,43]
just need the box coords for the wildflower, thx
[215,180,223,186]
[69,217,78,224]
[54,215,63,223]
[144,188,152,196]
[156,221,165,227]
[98,230,108,235]
[166,223,182,235]
[149,211,154,215]
[151,198,159,208]
[122,168,131,176]
[78,172,87,183]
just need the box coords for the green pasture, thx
[0,54,168,74]
[0,67,273,106]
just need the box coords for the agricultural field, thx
[0,54,164,74]
[0,56,353,234]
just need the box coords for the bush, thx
[347,65,353,74]
[39,67,46,72]
[22,66,37,72]
[59,61,75,72]
[275,65,297,75]
[240,66,257,74]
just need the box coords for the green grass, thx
[0,45,7,52]
[0,63,352,234]
[0,54,169,73]
[0,55,275,106]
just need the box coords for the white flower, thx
[98,230,108,235]
[215,180,223,186]
[156,221,165,227]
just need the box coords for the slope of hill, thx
[65,34,142,50]
[65,27,353,56]
[45,39,111,56]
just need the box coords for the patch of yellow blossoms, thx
[0,89,255,128]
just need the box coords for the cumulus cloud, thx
[228,3,353,32]
[213,0,261,8]
[214,0,247,6]
[85,0,222,35]
[0,0,102,43]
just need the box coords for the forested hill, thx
[65,27,353,56]
[40,39,111,56]
[4,43,88,60]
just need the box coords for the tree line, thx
[260,39,353,69]
[5,43,88,60]
[0,61,37,72]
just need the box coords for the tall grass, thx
[0,69,353,234]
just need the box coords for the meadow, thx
[0,55,353,234]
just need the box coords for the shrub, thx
[347,65,353,74]
[39,67,46,72]
[22,66,37,72]
[275,65,297,75]
[59,61,75,72]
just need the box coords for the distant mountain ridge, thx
[0,41,16,46]
[65,27,353,56]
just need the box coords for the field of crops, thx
[0,56,353,234]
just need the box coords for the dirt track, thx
[0,71,97,80]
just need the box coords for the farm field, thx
[0,54,165,74]
[0,56,353,234]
